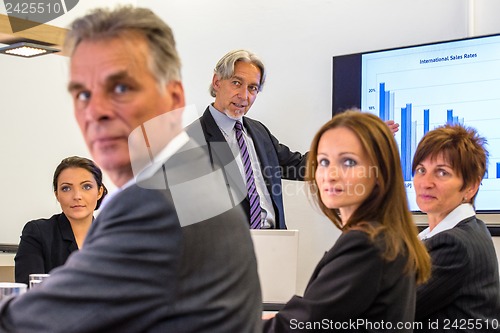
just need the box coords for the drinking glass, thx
[0,282,27,300]
[29,273,50,289]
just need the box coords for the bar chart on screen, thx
[360,36,500,212]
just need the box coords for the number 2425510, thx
[5,2,63,15]
[443,318,499,330]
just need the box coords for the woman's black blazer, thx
[14,213,78,285]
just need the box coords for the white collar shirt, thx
[418,203,475,240]
[208,105,276,228]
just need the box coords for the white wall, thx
[0,55,85,244]
[1,0,500,294]
[472,0,500,35]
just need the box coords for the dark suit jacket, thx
[0,139,262,333]
[186,108,308,229]
[263,227,416,332]
[14,213,78,285]
[415,216,500,332]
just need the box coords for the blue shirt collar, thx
[209,104,244,135]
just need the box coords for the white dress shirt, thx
[418,203,475,240]
[208,105,276,228]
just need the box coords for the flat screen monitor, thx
[332,34,500,213]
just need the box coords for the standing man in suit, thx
[0,6,261,333]
[187,49,308,230]
[187,49,399,230]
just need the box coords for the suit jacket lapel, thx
[58,213,78,253]
[243,118,272,187]
[200,107,226,142]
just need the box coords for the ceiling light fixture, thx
[0,42,60,58]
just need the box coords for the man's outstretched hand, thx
[385,120,399,135]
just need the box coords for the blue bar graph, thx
[379,82,395,121]
[401,104,413,181]
[446,110,464,125]
[380,83,415,181]
[379,83,387,120]
[447,110,453,124]
[497,163,500,178]
[378,82,476,182]
[424,109,429,134]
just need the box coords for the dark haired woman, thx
[15,156,107,285]
[412,124,500,327]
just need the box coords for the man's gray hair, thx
[64,5,181,86]
[210,49,266,97]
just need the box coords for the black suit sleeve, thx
[415,233,468,319]
[14,221,46,285]
[263,230,384,332]
[268,129,308,181]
